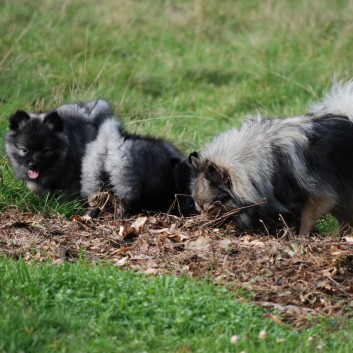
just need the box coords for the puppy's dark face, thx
[4,110,68,185]
[189,154,259,229]
[189,153,237,215]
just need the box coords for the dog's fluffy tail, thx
[310,80,353,120]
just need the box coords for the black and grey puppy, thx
[187,81,353,235]
[4,100,113,199]
[81,119,190,217]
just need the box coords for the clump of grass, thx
[315,215,340,236]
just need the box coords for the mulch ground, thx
[1,207,353,328]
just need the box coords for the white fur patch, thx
[310,80,353,120]
[81,119,126,198]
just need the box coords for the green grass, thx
[0,257,352,353]
[1,0,353,351]
[0,160,81,216]
[2,0,353,146]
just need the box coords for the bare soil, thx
[1,207,353,327]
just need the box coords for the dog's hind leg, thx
[299,197,336,235]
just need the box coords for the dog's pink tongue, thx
[28,169,40,179]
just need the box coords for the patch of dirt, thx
[1,207,353,328]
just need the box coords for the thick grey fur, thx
[81,119,185,216]
[189,81,353,234]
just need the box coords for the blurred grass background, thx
[2,0,353,145]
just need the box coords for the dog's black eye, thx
[41,148,50,154]
[20,147,29,154]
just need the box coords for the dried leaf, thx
[113,257,129,267]
[164,232,189,242]
[342,236,353,243]
[118,225,125,237]
[263,314,285,325]
[128,216,147,233]
[116,247,134,254]
[186,236,211,251]
[70,215,81,222]
[143,268,161,275]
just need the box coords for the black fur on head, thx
[4,109,73,197]
[43,111,64,132]
[204,161,232,189]
[8,110,64,133]
[9,110,31,131]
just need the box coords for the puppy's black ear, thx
[188,151,202,170]
[9,110,31,131]
[188,151,198,162]
[205,162,232,187]
[43,111,63,132]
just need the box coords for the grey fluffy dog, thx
[4,100,113,199]
[81,119,187,217]
[187,81,353,235]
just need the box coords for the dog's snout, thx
[28,161,38,169]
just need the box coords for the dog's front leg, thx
[299,197,336,235]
